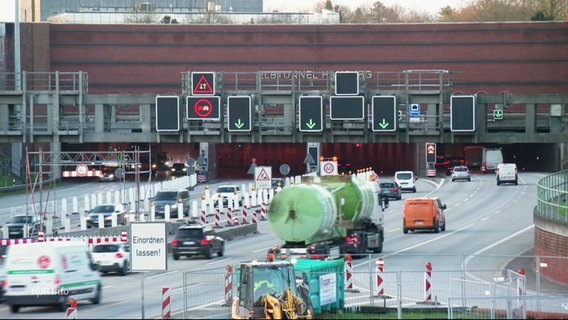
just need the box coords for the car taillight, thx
[171,239,178,246]
[115,252,123,258]
[391,187,397,191]
[200,238,209,245]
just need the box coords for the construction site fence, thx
[180,254,568,319]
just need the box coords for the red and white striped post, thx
[241,205,249,224]
[37,231,45,242]
[344,254,359,293]
[376,258,385,296]
[66,297,77,320]
[260,202,267,220]
[224,265,233,306]
[516,268,526,315]
[214,207,222,228]
[251,209,257,224]
[162,287,171,319]
[120,230,128,242]
[226,207,233,226]
[424,262,432,301]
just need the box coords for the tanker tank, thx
[267,175,377,244]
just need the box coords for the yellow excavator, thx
[231,260,313,319]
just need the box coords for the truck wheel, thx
[433,221,440,233]
[91,285,102,304]
[10,305,19,313]
[441,222,446,232]
[218,244,224,257]
[403,227,408,234]
[58,295,69,312]
[173,253,180,260]
[372,241,383,253]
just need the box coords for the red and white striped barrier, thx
[517,268,526,312]
[424,262,432,301]
[121,230,128,242]
[162,287,171,319]
[241,205,248,225]
[260,202,267,220]
[251,209,257,224]
[200,208,206,226]
[224,265,233,306]
[344,254,359,293]
[214,207,222,228]
[37,231,45,242]
[0,238,34,246]
[226,207,233,226]
[376,258,384,296]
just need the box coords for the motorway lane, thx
[0,172,549,318]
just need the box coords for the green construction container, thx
[292,258,345,315]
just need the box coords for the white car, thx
[211,185,243,208]
[91,242,130,276]
[496,163,518,185]
[394,171,417,193]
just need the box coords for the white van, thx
[3,241,102,313]
[394,171,417,193]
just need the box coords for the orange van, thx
[403,197,446,234]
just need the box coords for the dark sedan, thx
[170,225,224,260]
[379,180,402,200]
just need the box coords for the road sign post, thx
[372,96,397,132]
[299,96,323,132]
[227,96,252,132]
[330,96,364,120]
[425,143,436,163]
[155,96,180,132]
[186,97,220,120]
[191,72,215,95]
[335,71,359,95]
[451,95,476,132]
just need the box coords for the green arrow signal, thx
[379,118,390,129]
[234,119,245,129]
[494,110,503,120]
[306,119,317,129]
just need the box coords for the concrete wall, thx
[533,211,568,284]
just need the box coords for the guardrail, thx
[536,170,568,223]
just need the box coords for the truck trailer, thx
[267,174,388,260]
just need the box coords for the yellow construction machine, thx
[231,260,312,319]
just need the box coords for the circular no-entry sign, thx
[76,164,88,177]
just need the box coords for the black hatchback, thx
[170,225,224,260]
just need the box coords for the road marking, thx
[82,299,128,313]
[146,270,179,279]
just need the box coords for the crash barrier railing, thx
[180,254,568,319]
[536,169,568,223]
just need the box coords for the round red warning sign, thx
[193,98,213,117]
[76,164,88,177]
[37,255,51,269]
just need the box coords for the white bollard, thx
[111,213,118,227]
[106,191,112,204]
[80,216,87,230]
[84,195,90,213]
[150,205,156,221]
[72,196,78,214]
[192,200,199,218]
[91,194,97,209]
[64,217,71,232]
[165,205,170,222]
[178,202,184,219]
[97,192,103,206]
[115,190,121,204]
[98,214,105,229]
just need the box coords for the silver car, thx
[451,166,471,182]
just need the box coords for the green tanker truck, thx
[267,174,389,259]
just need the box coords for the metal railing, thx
[536,170,568,223]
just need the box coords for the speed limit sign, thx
[76,164,88,177]
[320,160,337,176]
